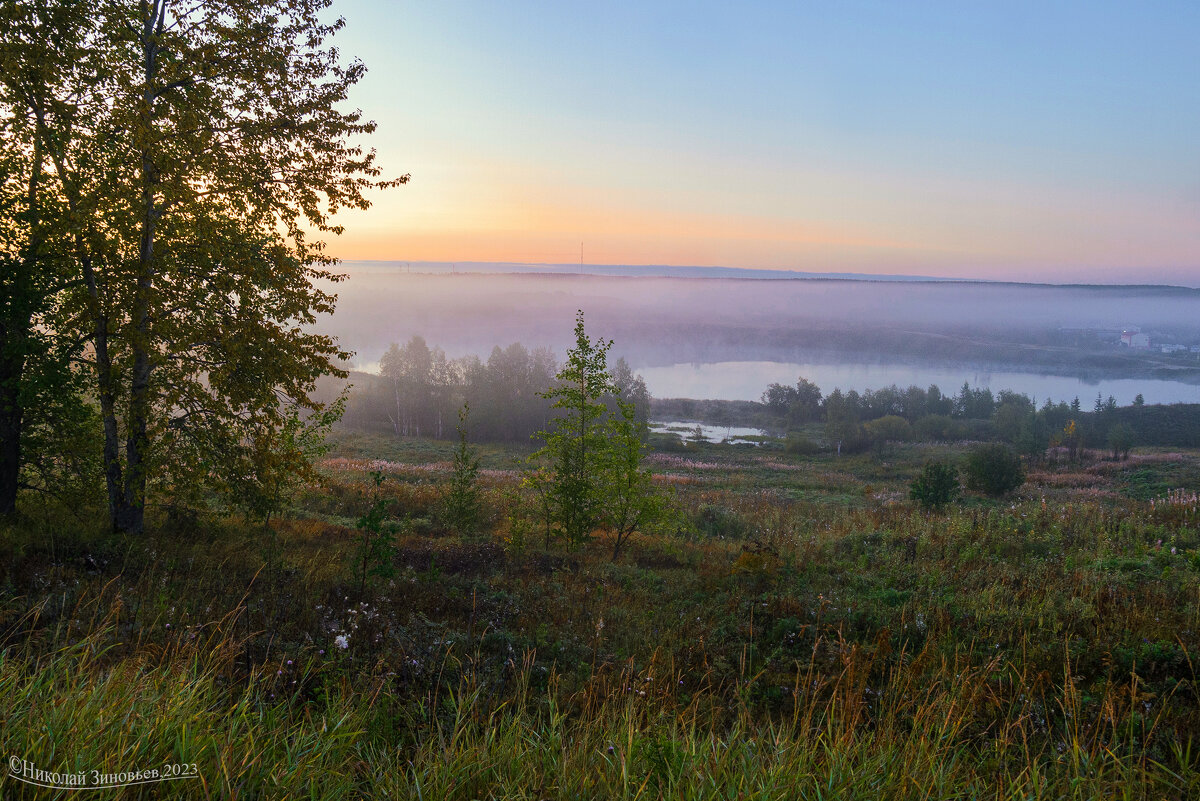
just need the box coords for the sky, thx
[326,1,1200,285]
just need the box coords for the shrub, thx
[695,504,746,539]
[353,471,398,593]
[863,415,912,444]
[1107,423,1135,460]
[909,461,960,509]
[964,443,1025,497]
[784,432,821,455]
[912,414,967,442]
[443,405,481,537]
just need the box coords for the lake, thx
[648,421,766,444]
[637,361,1200,406]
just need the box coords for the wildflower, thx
[335,634,350,650]
[286,660,293,666]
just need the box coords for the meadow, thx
[2,431,1199,799]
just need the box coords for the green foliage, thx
[909,460,960,509]
[762,377,823,424]
[0,0,401,533]
[863,414,912,443]
[228,392,347,527]
[784,432,821,455]
[5,440,1200,797]
[602,398,664,560]
[824,389,868,454]
[527,312,662,557]
[353,471,397,593]
[694,504,747,539]
[1107,422,1134,460]
[443,404,481,537]
[529,312,614,548]
[992,396,1034,443]
[964,443,1025,497]
[912,414,967,442]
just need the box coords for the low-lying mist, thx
[316,267,1200,381]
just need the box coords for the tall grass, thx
[1,594,1195,799]
[2,440,1199,798]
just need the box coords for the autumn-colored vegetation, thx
[3,432,1199,799]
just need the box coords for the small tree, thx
[353,471,397,594]
[964,443,1025,497]
[520,463,557,550]
[228,392,347,531]
[909,461,960,510]
[529,311,661,557]
[1058,419,1082,461]
[1107,423,1134,461]
[602,398,663,560]
[443,404,481,537]
[531,310,616,548]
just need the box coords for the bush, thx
[863,415,912,444]
[1107,423,1134,460]
[784,432,822,455]
[964,443,1025,497]
[909,461,960,509]
[913,414,967,442]
[695,504,746,539]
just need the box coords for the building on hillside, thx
[1120,329,1150,349]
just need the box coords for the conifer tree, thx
[532,311,616,548]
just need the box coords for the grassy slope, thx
[2,432,1199,799]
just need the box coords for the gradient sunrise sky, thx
[329,1,1200,285]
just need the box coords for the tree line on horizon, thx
[757,377,1162,456]
[341,336,651,445]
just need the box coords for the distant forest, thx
[342,337,650,443]
[658,378,1200,453]
[338,339,1200,452]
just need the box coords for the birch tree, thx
[3,0,404,531]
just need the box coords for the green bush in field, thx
[1108,423,1135,460]
[784,432,821,455]
[863,415,912,444]
[909,461,960,509]
[912,414,968,442]
[964,443,1025,497]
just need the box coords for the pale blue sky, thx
[329,1,1200,285]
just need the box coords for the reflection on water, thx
[649,421,766,444]
[638,361,1200,406]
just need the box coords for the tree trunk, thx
[75,247,127,533]
[115,0,167,536]
[0,113,48,519]
[0,320,22,519]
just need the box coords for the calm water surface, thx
[639,361,1200,406]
